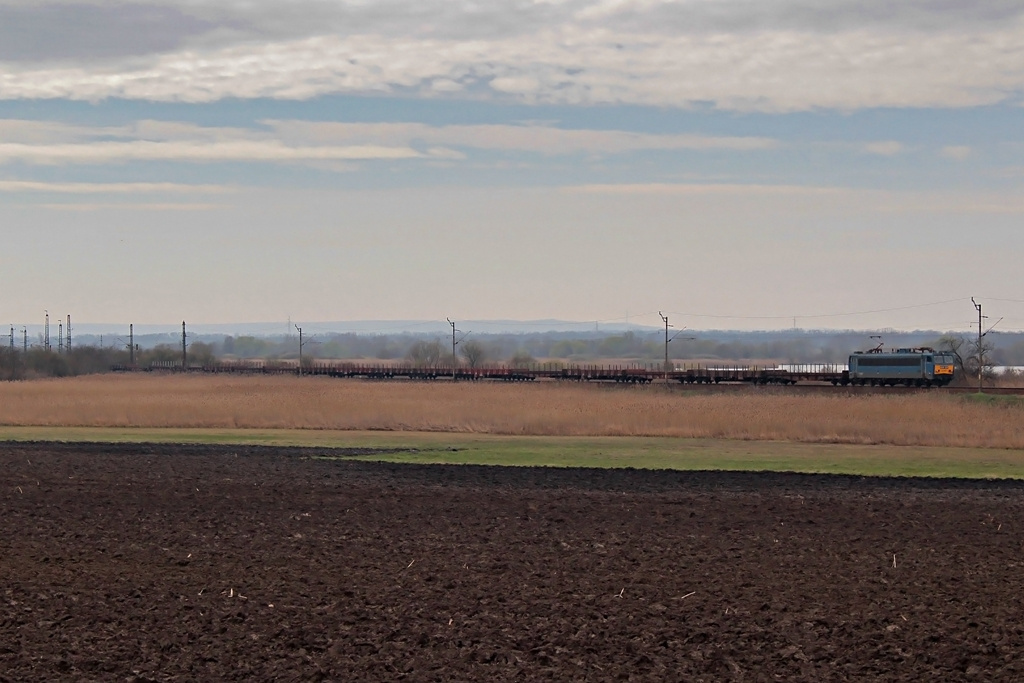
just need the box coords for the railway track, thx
[931,386,1024,396]
[658,384,1024,396]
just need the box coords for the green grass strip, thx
[1,427,1023,479]
[959,392,1024,408]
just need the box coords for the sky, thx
[1,0,1023,334]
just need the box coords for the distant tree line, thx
[206,330,1024,367]
[0,342,214,380]
[4,329,1023,380]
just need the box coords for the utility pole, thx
[295,325,303,376]
[182,321,187,371]
[660,312,672,382]
[58,322,63,353]
[660,311,694,384]
[44,310,50,352]
[66,315,71,351]
[447,318,457,380]
[23,328,27,353]
[9,326,12,351]
[972,297,985,393]
[129,324,135,367]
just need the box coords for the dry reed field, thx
[1,374,1022,449]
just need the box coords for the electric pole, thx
[972,297,984,393]
[9,326,12,351]
[295,325,303,376]
[660,311,695,384]
[129,324,135,367]
[23,328,27,353]
[660,312,671,381]
[447,318,457,380]
[44,310,50,351]
[58,322,63,353]
[182,321,187,371]
[66,315,71,351]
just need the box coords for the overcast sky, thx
[1,0,1023,332]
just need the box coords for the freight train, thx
[123,347,959,387]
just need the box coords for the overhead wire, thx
[981,297,1024,305]
[229,298,1021,336]
[663,297,968,322]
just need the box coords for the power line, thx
[300,320,449,335]
[982,297,1024,305]
[665,298,967,321]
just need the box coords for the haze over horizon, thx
[11,311,1022,338]
[2,1,1023,334]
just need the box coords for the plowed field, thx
[3,442,1024,681]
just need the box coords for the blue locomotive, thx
[845,347,955,387]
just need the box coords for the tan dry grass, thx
[0,374,1021,449]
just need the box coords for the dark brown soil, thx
[3,442,1024,682]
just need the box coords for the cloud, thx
[864,141,904,156]
[940,145,972,160]
[264,121,779,154]
[0,2,1022,111]
[0,180,233,193]
[0,140,423,165]
[490,76,543,95]
[563,182,1024,213]
[37,202,223,211]
[0,118,777,167]
[564,183,843,196]
[0,3,213,62]
[579,0,1024,34]
[9,1,1022,48]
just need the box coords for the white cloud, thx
[940,145,972,160]
[864,141,904,156]
[0,5,1022,111]
[37,202,223,211]
[489,76,543,95]
[0,118,777,166]
[0,140,422,165]
[265,120,779,154]
[0,118,258,144]
[564,183,842,196]
[0,180,233,193]
[563,182,1024,214]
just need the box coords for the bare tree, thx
[967,336,997,384]
[0,347,23,381]
[937,334,966,371]
[407,340,443,368]
[460,340,486,368]
[189,342,216,367]
[939,333,995,385]
[510,350,535,369]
